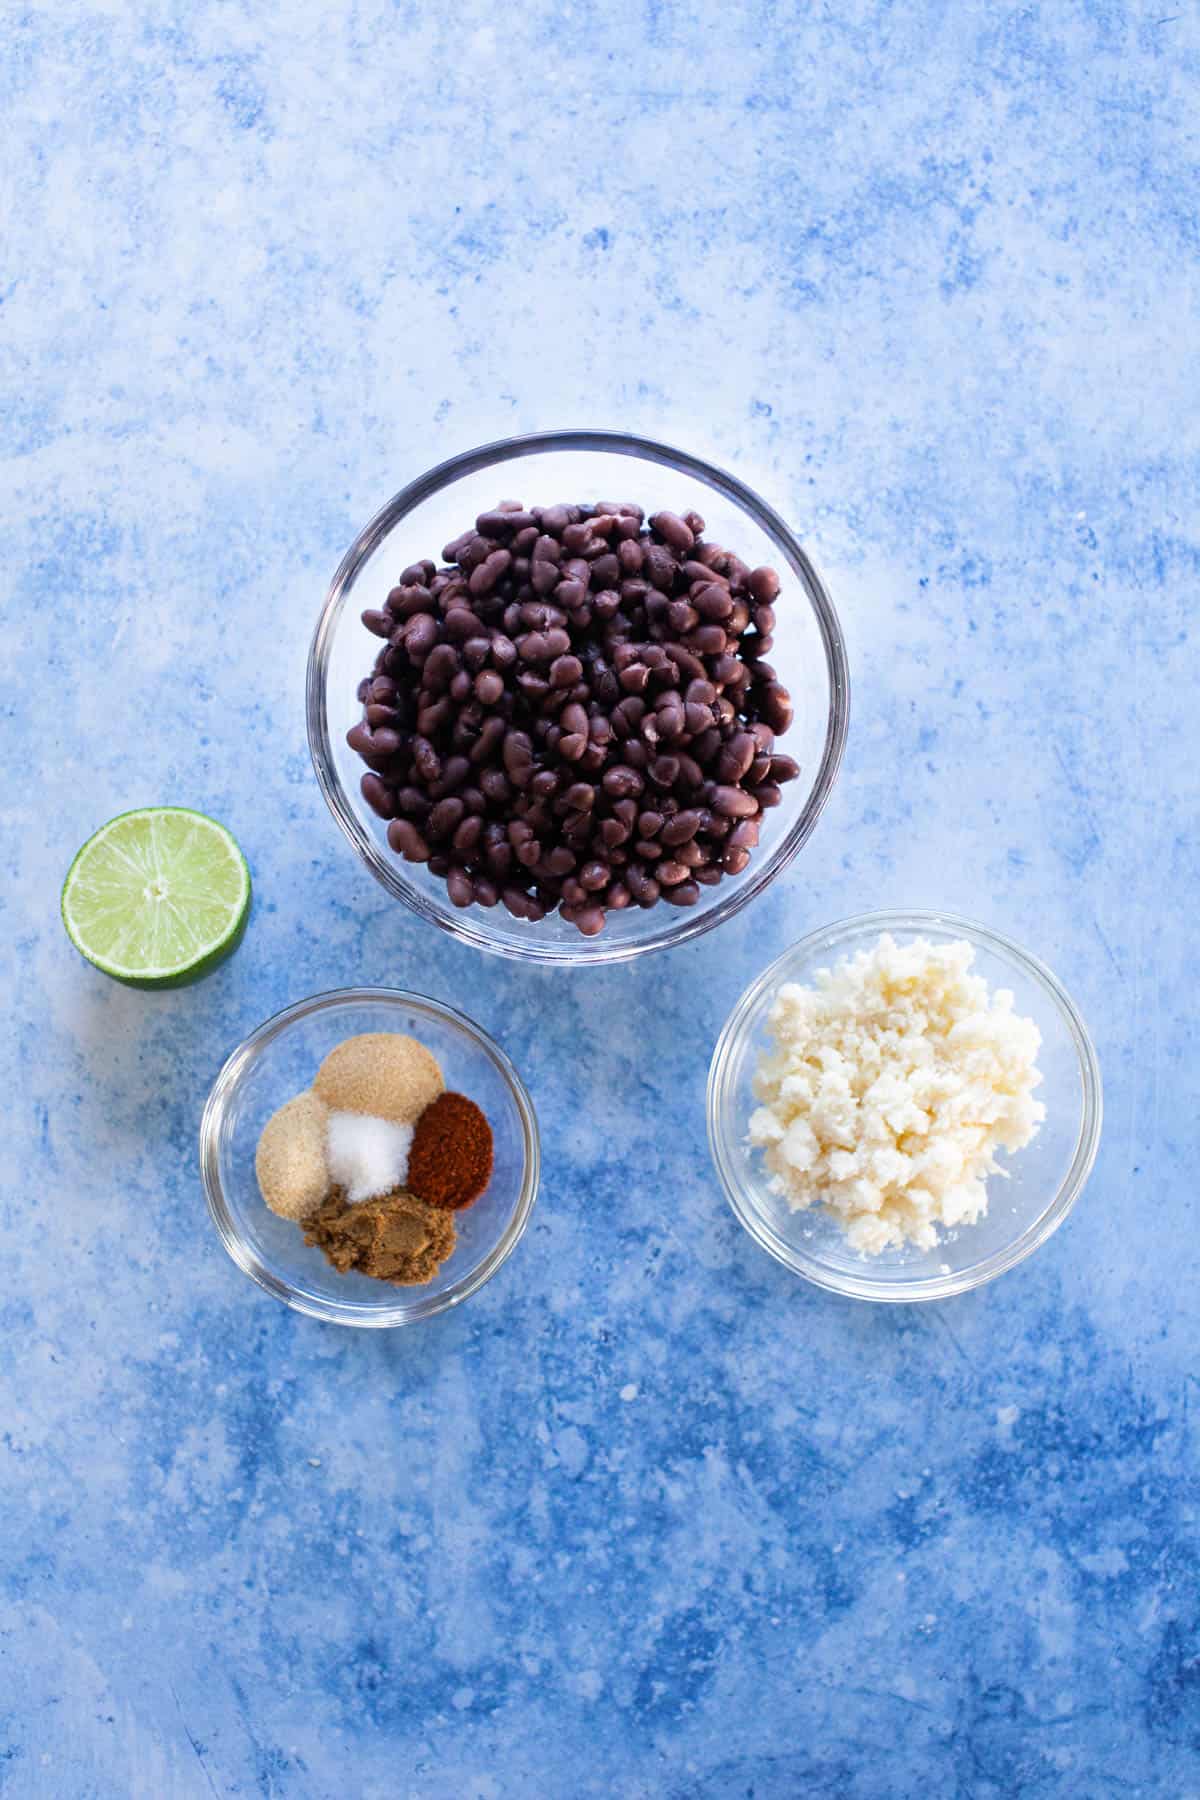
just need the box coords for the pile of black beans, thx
[350,500,799,936]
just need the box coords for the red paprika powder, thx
[407,1091,494,1211]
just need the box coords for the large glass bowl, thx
[708,911,1102,1301]
[199,988,539,1326]
[307,430,849,964]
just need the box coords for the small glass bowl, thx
[199,988,539,1326]
[708,911,1102,1302]
[307,430,849,965]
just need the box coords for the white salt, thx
[325,1110,413,1204]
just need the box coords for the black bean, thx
[626,865,661,907]
[475,510,523,539]
[644,544,676,590]
[650,510,694,552]
[444,606,484,643]
[446,868,475,907]
[602,764,644,800]
[712,784,759,817]
[716,732,756,782]
[661,808,701,846]
[412,738,441,785]
[397,786,430,819]
[387,819,430,862]
[404,613,438,661]
[727,818,760,850]
[361,773,396,819]
[567,903,607,936]
[748,565,781,602]
[362,609,393,637]
[693,584,734,621]
[661,879,700,906]
[762,684,793,733]
[688,624,729,656]
[418,697,453,738]
[428,797,465,839]
[664,642,706,682]
[667,600,699,634]
[470,716,506,764]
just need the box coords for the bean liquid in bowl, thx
[350,502,798,935]
[309,435,849,964]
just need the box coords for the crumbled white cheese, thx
[748,935,1045,1254]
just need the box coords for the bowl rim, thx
[199,985,541,1327]
[707,908,1103,1302]
[306,428,850,965]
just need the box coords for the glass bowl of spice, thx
[307,429,849,965]
[200,988,539,1326]
[708,911,1102,1302]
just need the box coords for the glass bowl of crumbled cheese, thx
[707,911,1102,1301]
[200,988,540,1326]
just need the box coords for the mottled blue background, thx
[2,1,1197,1794]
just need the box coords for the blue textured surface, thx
[3,2,1197,1794]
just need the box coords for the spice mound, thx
[408,1091,494,1210]
[314,1031,443,1123]
[350,498,801,936]
[255,1090,329,1221]
[326,1109,413,1203]
[253,1028,498,1287]
[304,1187,456,1285]
[748,935,1046,1255]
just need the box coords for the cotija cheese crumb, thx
[748,934,1045,1254]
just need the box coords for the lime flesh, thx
[61,807,251,987]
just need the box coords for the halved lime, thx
[62,807,251,988]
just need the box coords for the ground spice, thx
[303,1186,456,1285]
[407,1091,494,1211]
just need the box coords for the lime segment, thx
[62,808,251,987]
